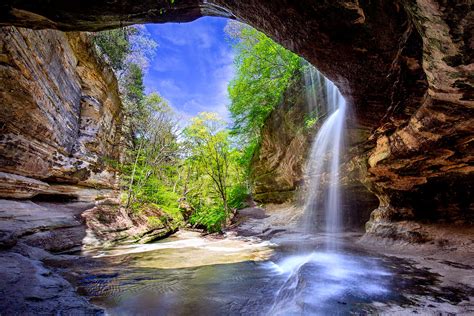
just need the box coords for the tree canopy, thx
[226,21,302,168]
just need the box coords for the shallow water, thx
[73,230,473,315]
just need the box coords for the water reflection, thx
[77,232,417,315]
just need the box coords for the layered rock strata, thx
[0,26,121,199]
[251,71,315,204]
[0,27,179,312]
[0,0,472,240]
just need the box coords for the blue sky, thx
[144,17,234,122]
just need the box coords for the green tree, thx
[123,93,181,218]
[93,28,133,72]
[181,112,247,232]
[226,21,302,169]
[184,113,232,212]
[93,25,158,150]
[121,63,146,149]
[93,25,157,74]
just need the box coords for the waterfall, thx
[303,65,323,115]
[302,66,347,250]
[268,66,349,314]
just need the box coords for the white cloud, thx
[178,51,235,122]
[153,55,182,72]
[196,31,214,49]
[156,30,187,46]
[152,22,216,49]
[145,18,237,124]
[157,79,182,96]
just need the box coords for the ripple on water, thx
[75,232,473,315]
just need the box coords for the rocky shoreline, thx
[1,203,472,314]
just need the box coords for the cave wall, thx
[364,1,474,238]
[0,26,122,200]
[251,68,379,230]
[0,0,472,239]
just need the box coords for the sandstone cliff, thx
[0,0,472,241]
[251,68,379,229]
[0,26,179,246]
[0,27,180,313]
[0,27,121,200]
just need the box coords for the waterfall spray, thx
[302,67,347,250]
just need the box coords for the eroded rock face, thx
[0,251,102,315]
[0,1,472,237]
[0,197,177,312]
[251,71,315,204]
[0,24,181,314]
[362,1,474,239]
[0,26,121,199]
[82,204,178,246]
[252,69,379,229]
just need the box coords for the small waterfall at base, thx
[302,67,347,250]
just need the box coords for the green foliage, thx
[228,184,248,210]
[183,112,232,211]
[180,112,248,232]
[189,206,227,233]
[95,23,264,235]
[147,215,165,227]
[120,89,182,224]
[93,25,157,74]
[304,111,319,129]
[123,63,145,106]
[226,21,303,168]
[93,28,134,72]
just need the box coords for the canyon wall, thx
[0,0,473,241]
[251,69,379,229]
[0,27,178,251]
[0,28,184,313]
[0,28,124,313]
[251,71,314,204]
[0,27,122,200]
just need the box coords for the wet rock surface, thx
[0,250,103,315]
[82,203,178,247]
[0,200,93,314]
[0,203,471,315]
[0,200,90,249]
[0,199,180,313]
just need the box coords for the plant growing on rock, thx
[226,21,303,171]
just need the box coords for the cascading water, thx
[303,64,323,115]
[302,67,347,250]
[268,66,354,314]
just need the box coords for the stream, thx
[71,230,471,315]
